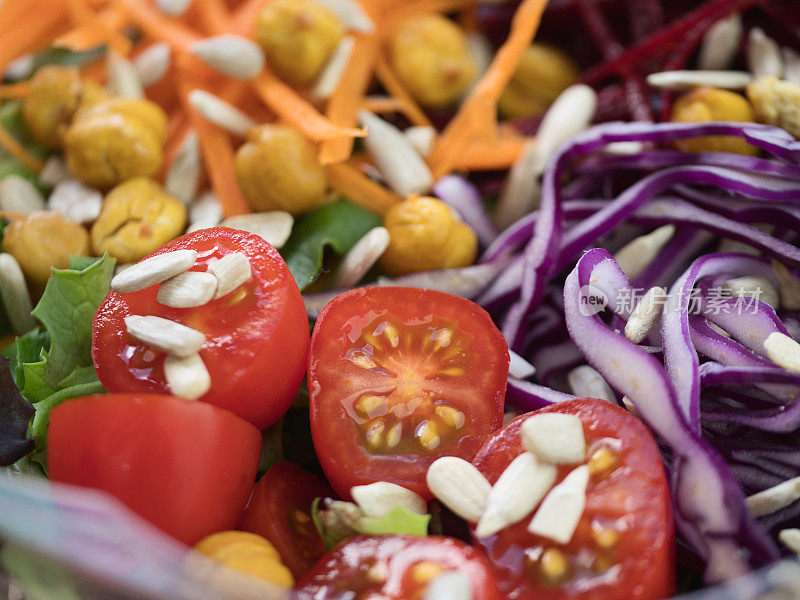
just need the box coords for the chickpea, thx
[195,531,294,588]
[91,177,186,263]
[498,44,580,118]
[21,66,83,149]
[256,0,345,86]
[64,97,168,189]
[380,196,477,276]
[747,76,800,139]
[2,211,90,289]
[671,87,758,155]
[390,15,477,108]
[234,124,328,215]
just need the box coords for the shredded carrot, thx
[0,104,45,173]
[327,163,402,216]
[62,0,132,54]
[0,82,31,100]
[374,57,431,128]
[193,0,234,35]
[115,0,200,51]
[454,131,530,171]
[360,96,406,114]
[56,6,128,51]
[232,0,270,36]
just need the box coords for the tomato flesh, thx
[92,228,309,429]
[472,399,674,600]
[294,535,502,600]
[308,287,508,498]
[238,461,334,579]
[48,394,262,545]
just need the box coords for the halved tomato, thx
[92,228,309,429]
[471,399,674,600]
[308,287,508,498]
[238,461,334,579]
[294,535,502,600]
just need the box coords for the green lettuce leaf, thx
[280,200,381,291]
[357,506,431,537]
[28,45,106,77]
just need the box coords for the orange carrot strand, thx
[327,163,402,216]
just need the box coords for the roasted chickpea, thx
[91,177,186,263]
[390,15,477,108]
[235,124,328,215]
[671,87,758,155]
[195,531,293,588]
[747,76,800,139]
[2,211,90,289]
[64,97,168,189]
[380,196,477,275]
[256,0,345,86]
[498,44,580,118]
[21,66,83,149]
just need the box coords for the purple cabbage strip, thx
[530,339,585,387]
[702,299,791,360]
[632,229,714,291]
[505,377,574,411]
[563,248,779,582]
[699,364,800,388]
[433,175,499,247]
[702,399,800,433]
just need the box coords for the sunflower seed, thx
[784,48,800,84]
[747,27,784,79]
[697,13,742,71]
[4,54,33,81]
[614,225,675,279]
[465,33,492,95]
[135,42,171,87]
[625,286,667,343]
[772,260,800,310]
[191,35,265,80]
[779,529,800,555]
[38,156,71,187]
[107,49,144,99]
[156,0,192,17]
[221,212,294,248]
[404,126,437,158]
[521,413,586,465]
[358,110,432,197]
[311,35,355,102]
[509,350,536,379]
[188,191,223,233]
[351,482,427,518]
[646,70,753,90]
[111,249,198,293]
[764,332,800,373]
[567,365,616,403]
[166,130,200,204]
[0,253,36,334]
[746,476,800,517]
[125,315,206,357]
[332,226,389,288]
[47,178,102,224]
[426,456,491,523]
[189,90,257,138]
[0,174,45,213]
[724,276,779,310]
[312,0,374,32]
[208,252,251,299]
[157,271,218,308]
[164,353,211,400]
[475,452,556,538]
[528,465,589,544]
[424,571,472,600]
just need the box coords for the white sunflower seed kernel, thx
[208,252,251,299]
[567,365,616,404]
[724,276,779,310]
[746,476,800,517]
[772,260,800,310]
[404,126,437,158]
[156,0,192,17]
[47,179,102,224]
[135,42,170,87]
[111,249,198,293]
[189,90,257,138]
[424,571,472,600]
[697,13,743,71]
[646,70,753,91]
[764,332,800,373]
[784,48,800,84]
[166,130,200,204]
[350,482,427,518]
[107,49,144,99]
[625,286,667,343]
[509,350,536,379]
[0,253,36,334]
[191,35,265,80]
[125,315,206,357]
[0,174,45,213]
[4,54,33,81]
[528,465,590,544]
[521,413,586,465]
[333,226,389,288]
[614,225,675,280]
[312,0,374,32]
[426,456,491,523]
[164,353,211,400]
[779,529,800,556]
[311,36,355,102]
[475,452,556,538]
[221,212,294,248]
[188,191,223,233]
[37,156,70,187]
[747,27,784,79]
[157,271,218,308]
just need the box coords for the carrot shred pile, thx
[0,0,546,215]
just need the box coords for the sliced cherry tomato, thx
[471,399,674,600]
[308,287,508,498]
[48,394,262,545]
[238,461,334,579]
[295,535,502,600]
[92,227,309,429]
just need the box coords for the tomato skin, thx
[92,227,309,429]
[308,287,508,499]
[471,399,674,600]
[48,394,262,545]
[238,461,334,579]
[295,535,503,600]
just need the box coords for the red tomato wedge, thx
[471,399,674,600]
[238,461,334,579]
[48,394,262,545]
[92,227,309,429]
[308,287,508,498]
[294,535,502,600]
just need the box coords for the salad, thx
[1,0,800,598]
